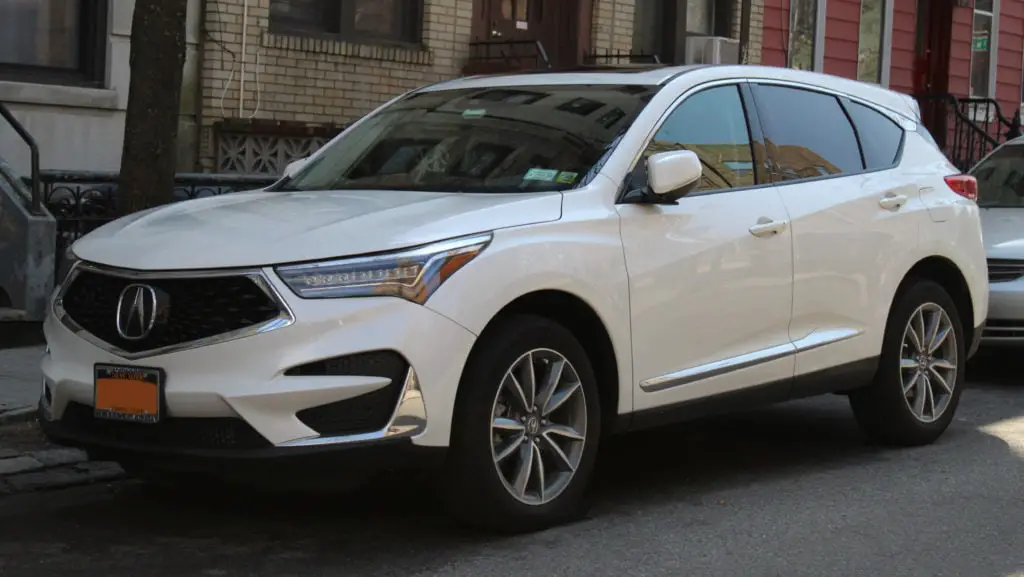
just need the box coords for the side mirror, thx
[283,156,308,177]
[647,150,702,202]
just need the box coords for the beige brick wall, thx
[592,0,637,55]
[199,0,766,170]
[199,0,473,170]
[731,0,765,64]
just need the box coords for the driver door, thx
[616,82,796,413]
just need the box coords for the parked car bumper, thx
[37,265,477,475]
[982,277,1024,346]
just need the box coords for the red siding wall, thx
[823,0,861,78]
[996,1,1024,115]
[949,6,974,97]
[757,0,1023,121]
[889,0,918,94]
[762,0,790,67]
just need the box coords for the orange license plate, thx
[93,364,163,424]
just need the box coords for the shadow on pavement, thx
[0,356,1023,576]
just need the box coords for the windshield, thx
[275,83,661,193]
[971,143,1024,208]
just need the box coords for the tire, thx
[441,314,602,533]
[849,278,966,447]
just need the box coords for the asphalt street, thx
[1,353,1022,577]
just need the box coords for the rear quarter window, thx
[845,101,905,169]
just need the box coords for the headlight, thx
[274,233,492,304]
[55,245,80,286]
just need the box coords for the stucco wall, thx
[0,0,201,176]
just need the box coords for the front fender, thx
[425,218,634,416]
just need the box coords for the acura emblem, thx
[115,283,158,341]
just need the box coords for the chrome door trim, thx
[639,327,862,393]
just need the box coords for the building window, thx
[0,0,107,87]
[632,0,665,59]
[857,0,884,83]
[789,0,817,70]
[971,0,994,97]
[269,0,423,45]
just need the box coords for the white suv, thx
[40,65,988,533]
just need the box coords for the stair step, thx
[0,308,27,321]
[0,310,44,348]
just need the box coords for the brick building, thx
[199,0,765,174]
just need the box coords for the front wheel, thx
[441,315,602,533]
[849,279,966,446]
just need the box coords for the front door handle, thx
[879,193,908,210]
[748,217,788,238]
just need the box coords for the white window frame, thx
[788,0,827,72]
[969,0,999,99]
[855,0,891,85]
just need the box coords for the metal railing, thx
[22,170,279,275]
[582,49,663,66]
[0,101,41,214]
[465,39,551,74]
[914,93,1021,171]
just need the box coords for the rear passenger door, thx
[749,82,925,391]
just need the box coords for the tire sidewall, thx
[879,279,967,436]
[448,314,602,528]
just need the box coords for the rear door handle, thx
[748,217,788,238]
[879,193,908,210]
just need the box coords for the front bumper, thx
[39,265,477,465]
[982,277,1024,346]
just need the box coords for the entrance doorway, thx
[468,0,584,71]
[914,0,954,146]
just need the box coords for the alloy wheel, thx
[899,302,958,424]
[490,348,588,506]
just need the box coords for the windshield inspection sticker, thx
[555,171,578,184]
[524,168,559,181]
[462,108,487,118]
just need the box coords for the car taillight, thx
[944,174,978,201]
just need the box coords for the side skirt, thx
[612,356,879,434]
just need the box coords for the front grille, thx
[288,351,408,437]
[987,259,1024,283]
[60,402,271,451]
[60,268,281,353]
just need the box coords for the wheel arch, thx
[470,289,622,433]
[894,256,976,347]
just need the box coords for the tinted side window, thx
[642,85,756,192]
[754,84,864,181]
[846,101,904,169]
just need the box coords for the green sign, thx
[973,35,989,51]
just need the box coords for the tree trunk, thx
[116,0,189,217]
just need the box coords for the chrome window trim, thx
[640,327,863,393]
[53,261,296,361]
[745,77,918,130]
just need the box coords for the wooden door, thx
[470,0,579,69]
[915,0,954,147]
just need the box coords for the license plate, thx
[93,364,163,424]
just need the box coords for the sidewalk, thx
[0,347,125,494]
[0,345,44,423]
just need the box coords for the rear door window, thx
[752,84,865,181]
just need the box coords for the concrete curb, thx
[0,406,37,426]
[0,447,125,496]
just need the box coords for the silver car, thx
[974,137,1024,345]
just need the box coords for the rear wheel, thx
[849,279,965,446]
[442,315,601,533]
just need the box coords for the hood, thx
[980,207,1024,259]
[73,189,563,270]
